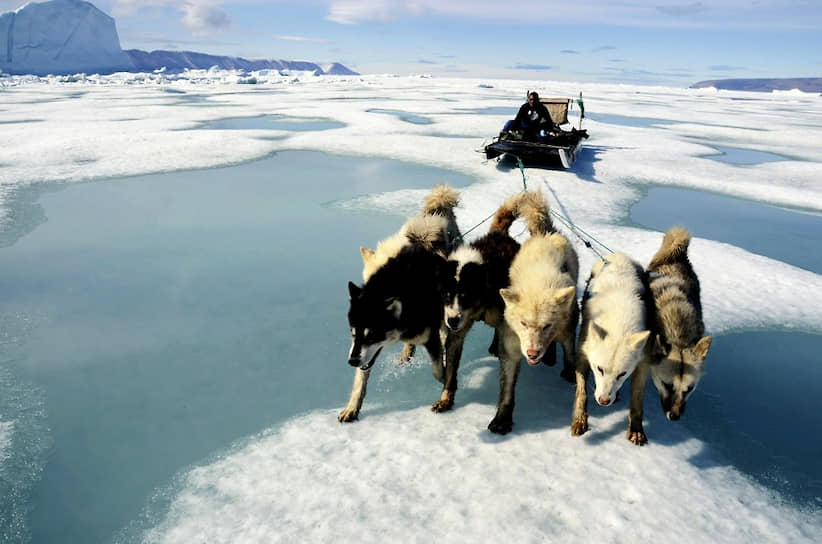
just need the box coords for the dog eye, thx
[617,371,626,379]
[542,323,552,331]
[597,366,604,375]
[685,385,694,393]
[664,382,674,392]
[520,320,527,328]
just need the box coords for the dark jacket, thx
[513,101,553,131]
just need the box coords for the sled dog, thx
[571,252,655,445]
[440,192,545,433]
[500,201,579,375]
[359,184,461,362]
[498,192,580,430]
[647,227,712,421]
[339,186,460,422]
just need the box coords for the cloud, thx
[417,59,438,64]
[560,50,580,55]
[512,64,553,71]
[326,0,415,24]
[604,66,693,78]
[656,2,710,17]
[105,1,821,36]
[274,35,330,43]
[181,4,231,34]
[110,1,230,34]
[591,45,617,53]
[710,64,745,71]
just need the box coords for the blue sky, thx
[4,0,821,85]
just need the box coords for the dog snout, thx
[526,348,540,359]
[347,357,361,367]
[447,316,462,330]
[597,396,612,406]
[667,411,680,421]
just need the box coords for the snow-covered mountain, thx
[0,0,133,76]
[0,0,358,77]
[124,50,358,75]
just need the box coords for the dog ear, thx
[435,259,458,294]
[385,297,402,319]
[591,321,607,340]
[629,330,652,351]
[694,336,712,361]
[360,246,375,265]
[348,281,362,299]
[499,288,518,305]
[553,286,577,306]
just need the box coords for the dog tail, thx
[422,184,462,253]
[403,214,449,255]
[423,184,460,217]
[648,226,691,269]
[490,191,552,235]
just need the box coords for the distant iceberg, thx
[0,0,134,76]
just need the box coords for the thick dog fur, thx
[571,252,655,445]
[500,197,579,387]
[647,227,712,421]
[360,184,461,362]
[360,184,461,282]
[439,192,545,434]
[339,186,460,423]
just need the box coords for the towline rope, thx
[465,152,612,260]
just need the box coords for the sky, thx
[2,0,821,86]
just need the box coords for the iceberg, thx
[0,0,134,76]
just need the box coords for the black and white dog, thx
[439,191,551,434]
[339,186,460,422]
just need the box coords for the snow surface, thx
[1,72,821,542]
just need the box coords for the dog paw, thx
[337,409,359,423]
[399,343,416,363]
[627,430,647,446]
[488,416,513,435]
[431,399,453,413]
[431,390,455,413]
[571,418,588,436]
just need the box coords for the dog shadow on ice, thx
[357,337,723,471]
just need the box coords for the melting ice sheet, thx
[138,393,820,543]
[0,73,820,542]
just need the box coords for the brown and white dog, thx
[500,193,579,385]
[439,191,546,434]
[646,226,712,422]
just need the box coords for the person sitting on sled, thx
[503,92,559,140]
